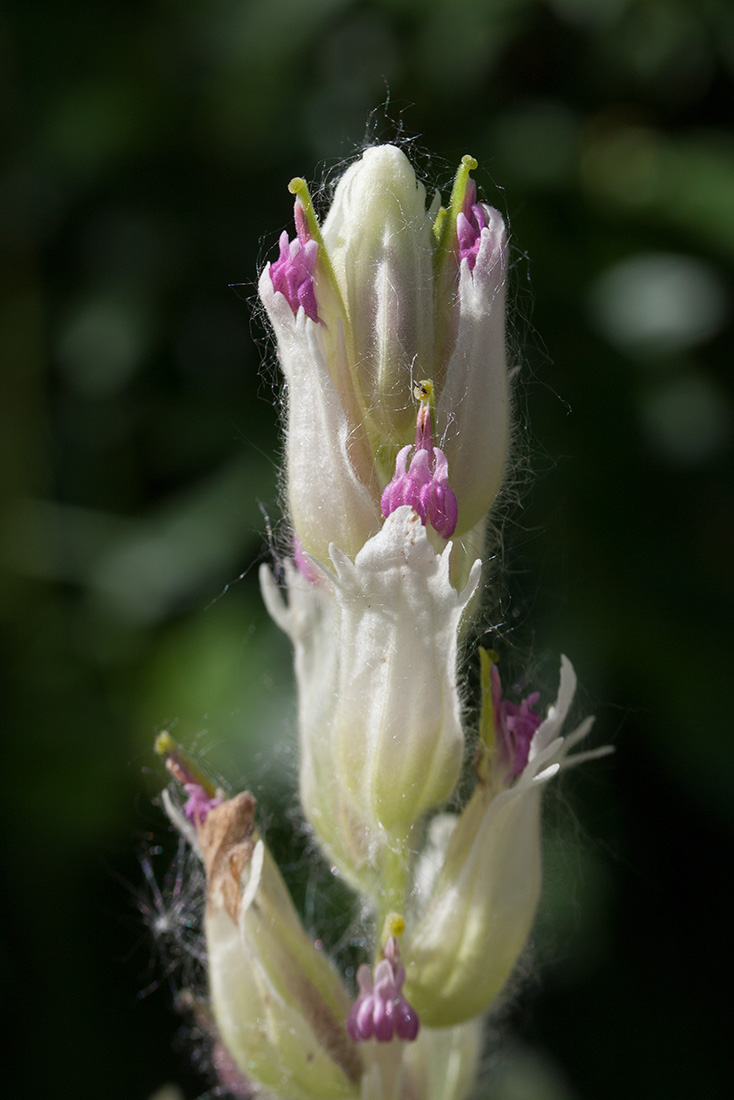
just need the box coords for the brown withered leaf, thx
[199,792,257,923]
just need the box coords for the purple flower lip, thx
[456,178,489,273]
[268,201,319,323]
[179,781,224,826]
[492,664,542,779]
[346,937,419,1043]
[381,392,458,539]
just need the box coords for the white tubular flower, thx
[259,145,510,565]
[401,656,610,1028]
[323,508,479,837]
[261,506,481,902]
[320,144,436,439]
[200,793,362,1100]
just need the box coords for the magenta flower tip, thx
[159,736,224,827]
[381,407,458,539]
[269,229,319,322]
[346,949,420,1044]
[182,782,224,826]
[491,665,543,778]
[457,202,489,272]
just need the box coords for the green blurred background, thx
[2,0,732,1097]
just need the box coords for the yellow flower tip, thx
[383,912,406,944]
[413,378,434,406]
[154,730,177,757]
[461,154,478,172]
[154,731,217,797]
[288,176,307,196]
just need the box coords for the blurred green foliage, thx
[2,1,732,1098]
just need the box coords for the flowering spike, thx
[148,144,612,1100]
[347,936,419,1044]
[381,381,458,539]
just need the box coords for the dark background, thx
[2,1,732,1098]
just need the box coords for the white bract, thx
[402,657,608,1027]
[320,145,437,440]
[261,505,480,902]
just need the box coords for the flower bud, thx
[320,144,436,438]
[401,657,607,1027]
[200,793,362,1100]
